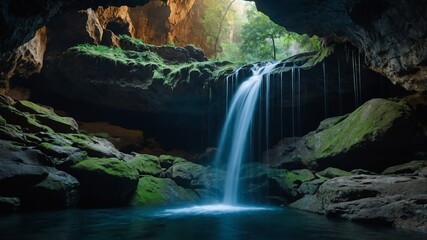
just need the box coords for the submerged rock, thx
[130,176,196,205]
[67,157,139,207]
[0,197,20,213]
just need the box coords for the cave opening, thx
[0,0,426,239]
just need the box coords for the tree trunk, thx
[214,0,236,58]
[271,36,277,60]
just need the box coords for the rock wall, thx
[253,0,427,91]
[126,0,212,55]
[0,27,47,93]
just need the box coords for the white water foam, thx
[156,204,272,217]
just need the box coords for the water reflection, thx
[0,206,425,240]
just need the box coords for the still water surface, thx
[1,204,425,240]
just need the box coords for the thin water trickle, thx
[322,61,327,118]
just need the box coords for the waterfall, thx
[215,62,280,205]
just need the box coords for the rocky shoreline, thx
[1,93,426,232]
[0,94,219,211]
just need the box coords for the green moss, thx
[306,99,412,159]
[0,115,6,124]
[68,43,235,89]
[71,157,139,180]
[15,100,53,115]
[0,104,53,133]
[130,176,196,205]
[118,34,144,46]
[0,124,25,143]
[316,167,353,179]
[158,154,178,168]
[274,169,316,188]
[302,46,334,68]
[127,154,161,176]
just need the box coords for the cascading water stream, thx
[214,62,280,205]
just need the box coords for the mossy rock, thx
[37,142,81,159]
[127,154,161,176]
[35,115,78,134]
[158,154,178,169]
[382,160,427,175]
[270,169,316,200]
[68,157,138,207]
[298,98,417,171]
[162,157,215,189]
[21,168,80,210]
[15,100,54,115]
[15,100,78,133]
[306,99,413,160]
[61,134,122,159]
[0,124,25,143]
[315,167,353,179]
[36,132,73,146]
[0,104,53,133]
[130,176,197,205]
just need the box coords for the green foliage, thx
[241,7,285,61]
[198,1,323,63]
[200,0,245,57]
[240,8,322,62]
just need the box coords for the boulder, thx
[315,167,353,179]
[161,157,217,190]
[298,178,327,196]
[290,174,427,232]
[0,124,26,143]
[61,134,124,159]
[37,142,82,159]
[267,99,417,172]
[0,103,53,133]
[130,176,196,205]
[15,100,78,133]
[21,168,80,210]
[67,157,139,207]
[127,154,161,176]
[269,169,316,200]
[0,150,50,196]
[289,195,323,213]
[382,160,427,175]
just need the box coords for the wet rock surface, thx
[291,175,427,232]
[0,95,219,210]
[266,98,419,172]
